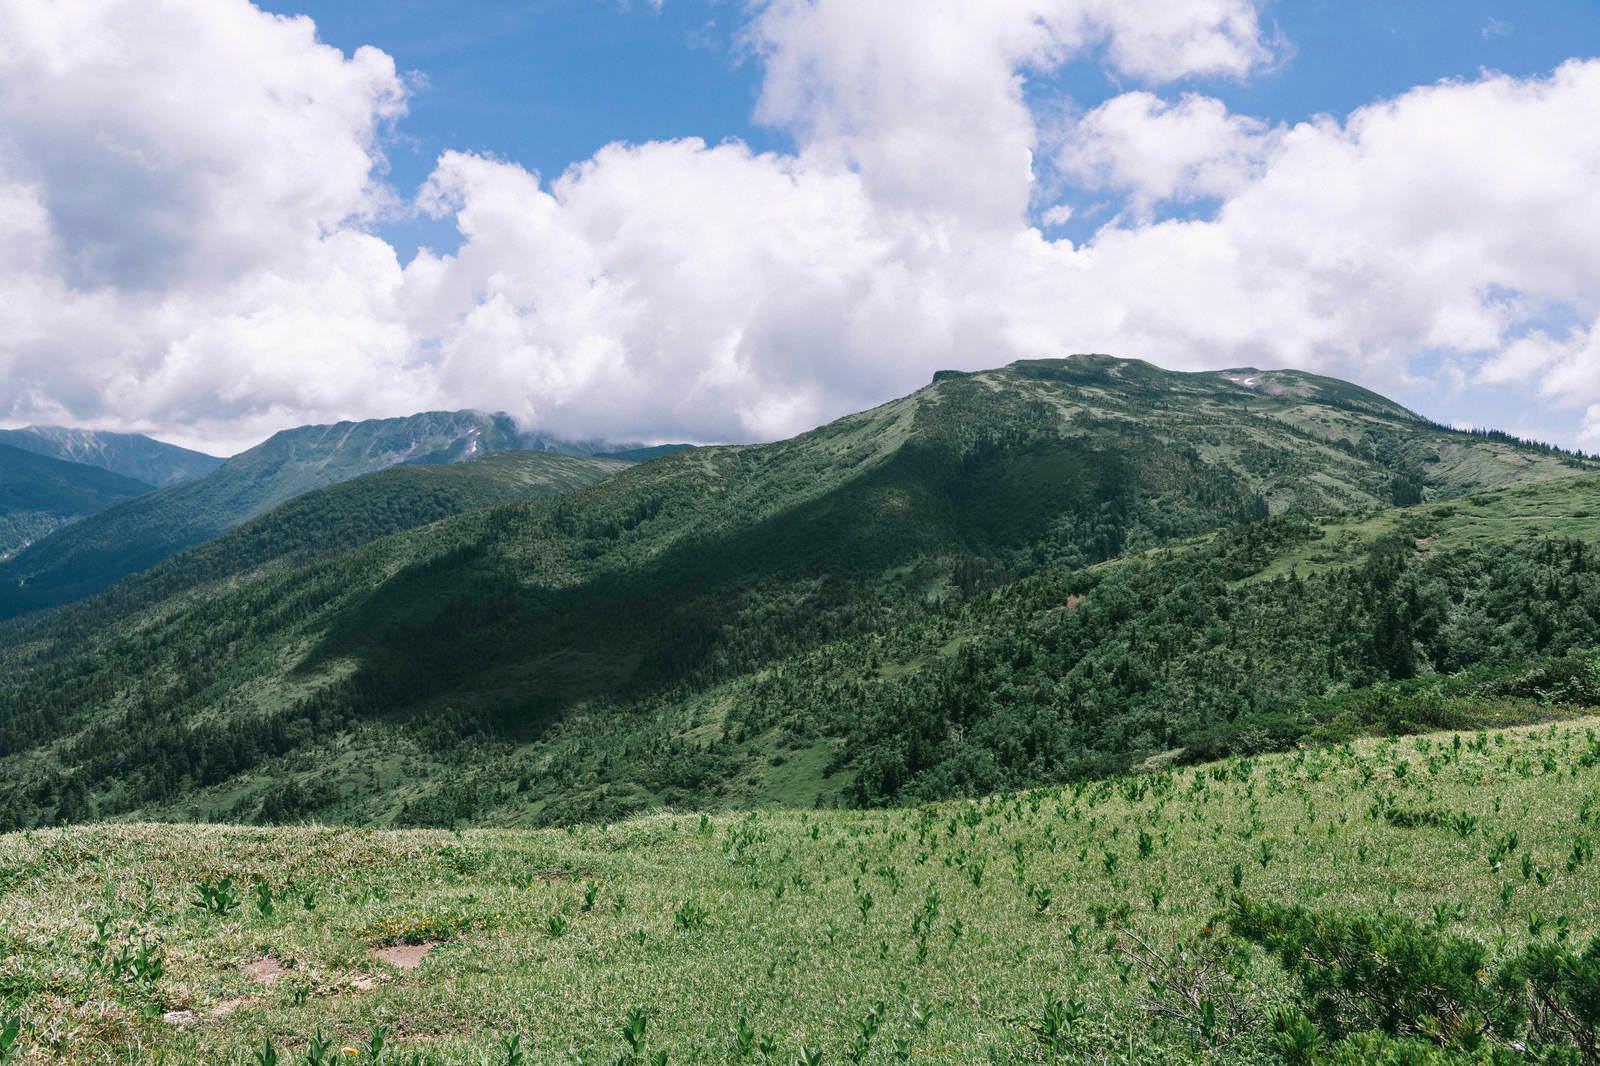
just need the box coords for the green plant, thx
[252,1037,281,1066]
[1231,897,1516,1048]
[0,1018,21,1066]
[621,1007,650,1057]
[301,1030,334,1066]
[497,1034,526,1066]
[673,902,710,932]
[1270,1008,1324,1065]
[192,877,241,916]
[732,1015,757,1059]
[844,1001,884,1063]
[1027,883,1053,914]
[1568,836,1594,872]
[255,880,276,919]
[362,1025,388,1063]
[1037,995,1081,1056]
[1507,935,1600,1062]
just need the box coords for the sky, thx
[2,1,1600,455]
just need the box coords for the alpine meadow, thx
[7,1,1600,1064]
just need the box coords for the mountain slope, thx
[0,425,223,486]
[0,410,527,616]
[0,355,1595,828]
[8,449,630,647]
[0,443,154,560]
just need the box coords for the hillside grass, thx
[5,717,1600,1064]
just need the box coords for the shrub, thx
[1506,936,1600,1062]
[1230,897,1519,1048]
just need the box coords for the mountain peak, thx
[0,425,222,487]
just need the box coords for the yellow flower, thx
[342,1048,360,1057]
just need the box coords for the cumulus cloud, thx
[3,0,1600,453]
[1056,92,1278,215]
[0,0,409,451]
[1058,62,1600,381]
[747,0,1275,223]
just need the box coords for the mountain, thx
[24,449,630,636]
[0,410,528,616]
[0,425,222,486]
[0,354,1595,829]
[0,443,154,560]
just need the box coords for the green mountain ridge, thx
[1,354,1595,829]
[0,425,223,486]
[0,443,154,561]
[0,449,629,658]
[0,410,532,616]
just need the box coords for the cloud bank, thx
[1,0,1598,452]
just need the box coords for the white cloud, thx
[1056,92,1277,215]
[0,0,410,452]
[3,0,1600,455]
[747,0,1276,224]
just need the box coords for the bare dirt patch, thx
[243,956,289,983]
[375,942,436,969]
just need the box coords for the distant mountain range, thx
[0,411,687,616]
[2,354,1596,830]
[0,425,222,486]
[0,410,506,613]
[0,443,155,560]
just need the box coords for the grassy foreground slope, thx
[3,717,1600,1064]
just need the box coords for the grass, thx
[1245,473,1600,584]
[5,717,1600,1064]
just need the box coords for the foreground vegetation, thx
[4,717,1600,1064]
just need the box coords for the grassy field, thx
[4,717,1600,1064]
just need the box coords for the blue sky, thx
[262,0,1600,251]
[4,0,1600,453]
[251,0,1600,444]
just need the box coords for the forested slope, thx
[0,425,222,486]
[0,443,154,560]
[0,356,1593,828]
[0,411,526,616]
